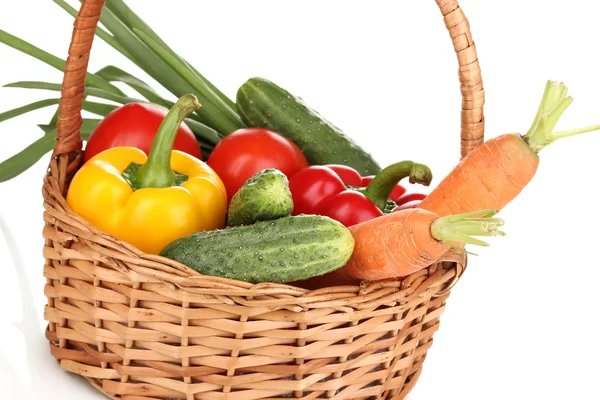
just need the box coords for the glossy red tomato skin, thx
[207,128,309,202]
[288,166,347,216]
[83,103,202,163]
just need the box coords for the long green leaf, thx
[4,80,220,144]
[105,0,235,110]
[52,0,137,65]
[95,65,172,108]
[96,5,242,135]
[82,100,118,116]
[0,119,99,182]
[182,118,222,146]
[0,29,123,96]
[0,99,59,123]
[4,81,143,104]
[133,28,244,133]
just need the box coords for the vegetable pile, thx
[2,1,599,288]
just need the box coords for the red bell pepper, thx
[393,192,427,206]
[360,175,406,200]
[83,103,202,163]
[289,161,432,227]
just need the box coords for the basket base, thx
[45,289,451,400]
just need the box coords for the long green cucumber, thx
[160,215,355,284]
[227,168,293,227]
[236,77,382,176]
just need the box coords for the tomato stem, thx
[363,161,432,211]
[134,94,200,189]
[431,209,505,255]
[524,80,600,153]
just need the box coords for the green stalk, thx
[363,161,432,211]
[94,65,173,108]
[52,0,137,65]
[0,99,59,123]
[0,119,100,182]
[4,81,143,104]
[4,80,220,145]
[0,29,123,96]
[133,28,244,134]
[431,209,506,255]
[95,5,240,135]
[105,0,236,110]
[524,80,600,153]
[95,66,212,128]
[133,94,200,189]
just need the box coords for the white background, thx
[1,1,599,399]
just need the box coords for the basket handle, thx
[53,0,484,161]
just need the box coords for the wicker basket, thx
[42,0,484,399]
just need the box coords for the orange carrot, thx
[299,208,504,288]
[420,80,600,217]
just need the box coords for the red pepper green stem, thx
[363,161,432,211]
[134,94,201,188]
[431,209,505,254]
[524,80,600,153]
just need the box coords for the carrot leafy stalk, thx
[431,209,505,255]
[525,80,600,153]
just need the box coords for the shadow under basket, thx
[41,0,484,399]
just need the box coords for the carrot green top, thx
[524,81,600,153]
[430,209,505,255]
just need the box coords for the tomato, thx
[83,103,202,163]
[207,128,309,202]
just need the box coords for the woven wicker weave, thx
[42,1,485,399]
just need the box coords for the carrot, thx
[298,208,504,288]
[420,80,600,217]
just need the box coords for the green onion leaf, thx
[95,65,173,108]
[4,81,143,104]
[0,119,100,182]
[0,99,59,123]
[133,28,244,134]
[52,0,137,64]
[105,0,235,110]
[0,28,124,96]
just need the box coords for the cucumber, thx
[227,168,293,227]
[236,77,382,176]
[159,215,355,284]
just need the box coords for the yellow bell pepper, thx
[66,94,227,255]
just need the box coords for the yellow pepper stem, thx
[133,94,201,189]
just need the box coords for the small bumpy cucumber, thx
[227,169,293,227]
[160,215,355,284]
[236,77,382,176]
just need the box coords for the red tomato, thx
[83,103,202,163]
[323,164,363,186]
[207,128,309,202]
[393,192,427,205]
[361,175,407,199]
